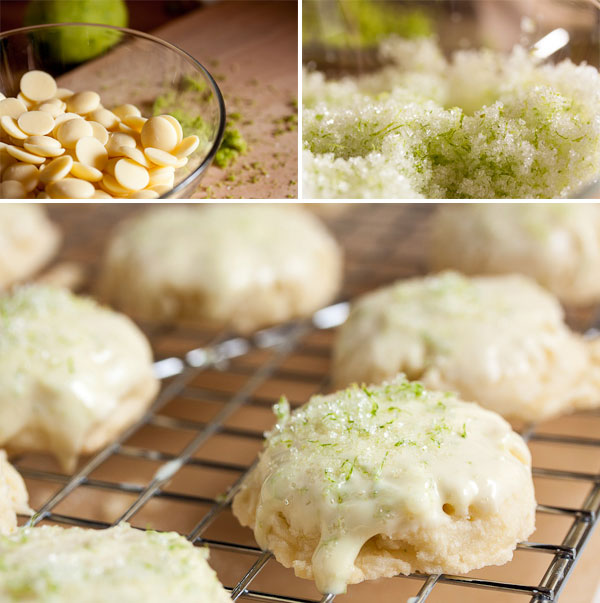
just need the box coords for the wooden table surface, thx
[155,0,298,199]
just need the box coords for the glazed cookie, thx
[232,377,536,594]
[98,205,343,333]
[0,204,60,289]
[332,272,600,422]
[0,523,231,602]
[429,204,600,305]
[0,285,159,470]
[0,451,30,534]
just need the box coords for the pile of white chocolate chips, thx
[303,38,600,199]
[0,70,200,199]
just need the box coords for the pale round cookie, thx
[0,451,30,535]
[0,285,159,470]
[0,204,60,289]
[98,205,343,333]
[232,376,536,594]
[429,204,600,305]
[0,523,231,603]
[332,272,600,422]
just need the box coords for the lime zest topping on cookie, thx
[236,374,535,594]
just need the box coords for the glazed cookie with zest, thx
[98,204,343,334]
[332,272,600,422]
[0,523,231,602]
[232,376,536,594]
[0,285,159,470]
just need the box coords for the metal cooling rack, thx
[12,203,600,603]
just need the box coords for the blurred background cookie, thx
[430,204,600,305]
[98,204,343,334]
[0,204,60,289]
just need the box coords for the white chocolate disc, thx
[141,116,178,152]
[22,144,64,158]
[52,112,80,136]
[56,118,93,149]
[174,135,200,158]
[121,114,147,133]
[3,163,39,192]
[70,162,103,182]
[114,158,149,191]
[92,189,113,199]
[19,71,57,102]
[0,116,27,140]
[37,99,66,118]
[66,91,100,115]
[0,180,27,199]
[88,121,109,146]
[147,183,170,196]
[112,103,142,119]
[6,145,45,165]
[130,189,159,199]
[54,87,73,100]
[17,111,54,136]
[101,173,132,197]
[0,98,27,119]
[147,166,175,187]
[162,115,183,145]
[39,156,73,185]
[47,177,95,199]
[75,136,107,170]
[106,132,136,156]
[144,147,178,167]
[88,107,120,130]
[117,145,151,168]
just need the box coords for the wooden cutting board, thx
[152,0,298,199]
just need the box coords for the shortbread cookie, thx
[232,377,536,594]
[430,204,600,305]
[0,523,231,602]
[333,272,600,422]
[0,451,30,534]
[0,204,60,288]
[0,285,159,470]
[98,205,343,334]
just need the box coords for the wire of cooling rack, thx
[12,204,600,603]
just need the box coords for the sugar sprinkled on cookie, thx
[0,285,158,469]
[232,375,536,594]
[303,38,600,198]
[0,523,231,602]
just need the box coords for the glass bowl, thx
[303,0,600,198]
[0,23,226,199]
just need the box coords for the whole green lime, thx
[24,0,128,64]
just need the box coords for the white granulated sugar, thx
[303,37,600,199]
